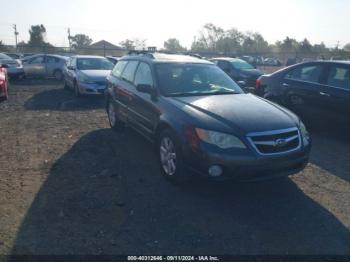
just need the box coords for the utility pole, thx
[13,24,19,51]
[67,28,71,52]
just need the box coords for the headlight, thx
[299,121,310,145]
[195,128,246,149]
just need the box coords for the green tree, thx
[28,24,46,46]
[0,40,7,52]
[313,42,328,53]
[119,39,135,50]
[192,23,225,52]
[163,38,186,52]
[279,37,299,52]
[298,38,312,53]
[69,34,93,49]
[344,43,350,52]
[216,28,243,55]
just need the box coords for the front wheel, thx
[74,82,81,97]
[158,129,189,184]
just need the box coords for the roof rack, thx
[127,50,155,59]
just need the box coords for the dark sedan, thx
[105,52,311,183]
[210,57,263,92]
[256,61,350,112]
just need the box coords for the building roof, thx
[89,40,122,50]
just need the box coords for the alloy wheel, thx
[160,137,177,176]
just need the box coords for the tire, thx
[53,70,63,80]
[107,99,124,131]
[158,129,189,184]
[74,82,81,97]
[63,79,69,90]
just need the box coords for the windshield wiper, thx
[166,91,240,97]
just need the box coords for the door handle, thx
[319,92,330,97]
[282,83,289,87]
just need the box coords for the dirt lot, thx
[0,79,349,255]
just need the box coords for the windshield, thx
[76,58,113,70]
[231,59,254,70]
[0,53,12,60]
[155,63,243,97]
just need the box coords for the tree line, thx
[1,23,349,55]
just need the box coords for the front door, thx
[24,55,46,76]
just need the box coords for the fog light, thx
[208,165,223,177]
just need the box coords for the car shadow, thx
[10,77,63,86]
[11,128,350,254]
[291,105,350,183]
[24,88,105,111]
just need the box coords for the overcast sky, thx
[0,0,349,48]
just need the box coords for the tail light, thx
[183,125,200,150]
[256,78,262,89]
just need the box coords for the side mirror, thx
[67,65,75,70]
[136,84,154,94]
[0,64,9,69]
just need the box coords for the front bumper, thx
[77,82,106,95]
[183,142,311,181]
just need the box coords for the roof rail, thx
[187,53,202,59]
[127,50,155,59]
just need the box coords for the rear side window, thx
[217,60,231,71]
[46,56,59,63]
[285,65,323,83]
[327,65,350,90]
[30,56,45,64]
[121,61,139,83]
[112,60,127,78]
[134,62,153,86]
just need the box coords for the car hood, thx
[0,59,17,65]
[80,70,111,81]
[239,68,263,77]
[170,93,297,134]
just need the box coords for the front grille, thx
[248,128,300,155]
[94,80,106,85]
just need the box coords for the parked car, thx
[0,53,24,79]
[22,54,68,79]
[240,55,257,67]
[0,64,9,101]
[256,61,350,112]
[106,52,311,183]
[5,53,23,59]
[106,56,119,65]
[264,58,282,66]
[210,57,263,91]
[63,55,114,96]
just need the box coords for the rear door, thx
[283,63,325,106]
[130,62,159,138]
[118,61,139,124]
[321,63,350,112]
[24,55,46,76]
[108,60,128,122]
[45,56,59,76]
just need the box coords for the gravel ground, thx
[0,79,349,255]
